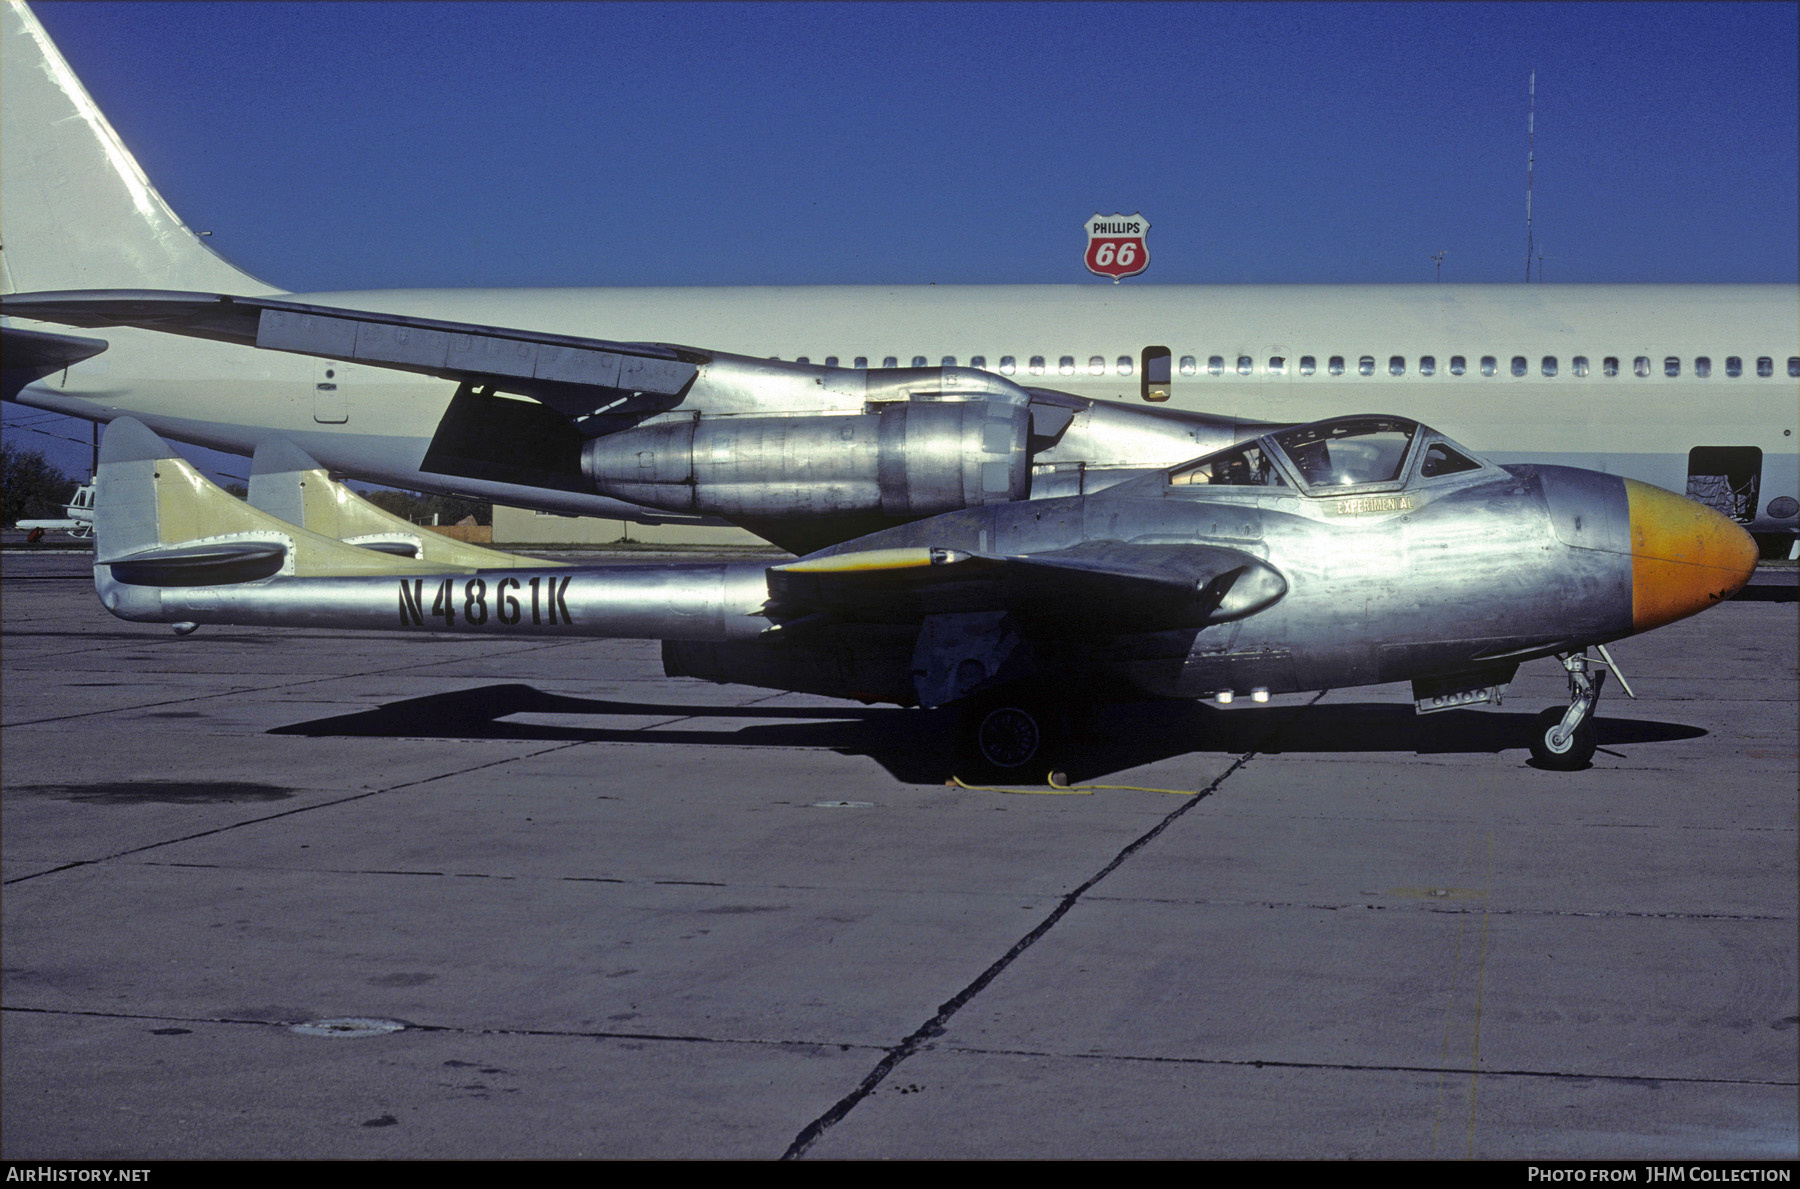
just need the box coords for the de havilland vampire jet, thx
[90,411,1756,774]
[2,0,1797,558]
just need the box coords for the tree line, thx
[1,442,80,526]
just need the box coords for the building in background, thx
[491,506,771,550]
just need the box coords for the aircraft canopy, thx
[1169,415,1486,494]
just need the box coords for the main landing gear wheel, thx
[977,704,1043,770]
[1529,705,1595,770]
[960,693,1063,781]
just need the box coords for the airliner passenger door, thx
[314,361,347,424]
[1141,346,1171,402]
[1686,447,1762,523]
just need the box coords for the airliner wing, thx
[765,541,1287,632]
[1,325,110,400]
[1,289,701,418]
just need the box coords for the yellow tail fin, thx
[248,437,562,569]
[96,418,468,580]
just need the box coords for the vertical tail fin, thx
[0,1,281,295]
[249,437,562,569]
[94,418,455,584]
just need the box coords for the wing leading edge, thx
[2,289,700,417]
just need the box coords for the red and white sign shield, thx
[1085,212,1150,282]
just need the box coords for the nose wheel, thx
[1529,705,1596,768]
[1529,651,1607,770]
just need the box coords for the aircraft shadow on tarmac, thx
[268,684,1708,785]
[7,629,293,643]
[12,779,297,805]
[1732,583,1797,603]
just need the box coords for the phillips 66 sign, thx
[1084,212,1150,282]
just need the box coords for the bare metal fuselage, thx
[96,418,1740,713]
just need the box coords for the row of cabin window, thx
[794,353,1135,375]
[1210,353,1798,378]
[791,353,1800,379]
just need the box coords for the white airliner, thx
[3,0,1795,554]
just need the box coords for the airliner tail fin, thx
[0,1,281,296]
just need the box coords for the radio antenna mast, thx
[1525,70,1536,283]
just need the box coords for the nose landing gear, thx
[1529,651,1608,770]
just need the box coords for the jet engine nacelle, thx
[572,356,1272,540]
[582,399,1031,520]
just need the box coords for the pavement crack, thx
[1079,894,1789,923]
[0,1005,888,1054]
[2,688,789,886]
[780,692,1327,1159]
[0,739,595,885]
[935,1042,1800,1088]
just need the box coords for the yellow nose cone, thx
[1626,479,1759,632]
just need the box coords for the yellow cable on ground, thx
[1049,772,1198,796]
[950,774,1197,796]
[951,774,1091,795]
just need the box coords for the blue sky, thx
[6,1,1798,477]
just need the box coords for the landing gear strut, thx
[1529,651,1607,770]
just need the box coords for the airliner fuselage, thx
[14,283,1798,540]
